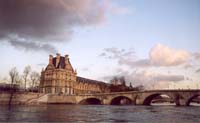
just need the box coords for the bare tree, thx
[8,67,19,106]
[119,76,126,86]
[30,71,40,92]
[15,75,22,87]
[110,76,118,85]
[9,67,19,86]
[22,66,31,90]
[110,76,126,86]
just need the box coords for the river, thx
[0,105,200,123]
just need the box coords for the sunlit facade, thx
[39,53,110,94]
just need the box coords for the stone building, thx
[39,53,110,94]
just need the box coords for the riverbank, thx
[0,92,46,105]
[0,92,80,105]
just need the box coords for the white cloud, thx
[100,43,190,68]
[149,43,190,66]
[100,43,196,89]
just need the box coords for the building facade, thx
[39,53,110,94]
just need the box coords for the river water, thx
[0,105,200,123]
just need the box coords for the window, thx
[45,88,51,93]
[65,87,68,93]
[55,87,61,93]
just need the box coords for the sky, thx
[0,0,200,89]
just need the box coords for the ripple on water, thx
[0,105,200,123]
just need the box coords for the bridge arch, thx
[79,97,102,105]
[110,96,133,105]
[186,94,200,106]
[143,93,175,106]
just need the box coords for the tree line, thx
[0,66,40,92]
[109,76,145,92]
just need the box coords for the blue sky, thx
[0,0,200,89]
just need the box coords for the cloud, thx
[100,43,190,67]
[100,47,136,62]
[196,68,200,73]
[194,52,200,60]
[6,35,57,53]
[149,43,190,66]
[183,63,193,69]
[104,0,131,15]
[0,0,107,53]
[119,59,151,67]
[129,71,184,85]
[102,70,185,89]
[99,52,107,57]
[103,47,135,59]
[154,74,184,82]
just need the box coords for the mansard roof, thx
[45,64,55,70]
[52,56,65,69]
[76,76,110,86]
[46,54,74,72]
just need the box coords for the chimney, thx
[49,55,53,64]
[56,53,61,67]
[65,54,69,69]
[75,69,77,75]
[65,54,69,59]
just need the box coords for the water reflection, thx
[0,105,200,123]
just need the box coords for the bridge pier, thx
[173,93,189,106]
[135,98,144,105]
[178,99,187,106]
[102,99,110,105]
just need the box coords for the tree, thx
[22,66,31,90]
[110,76,119,85]
[119,76,126,86]
[30,71,40,91]
[8,67,19,106]
[110,76,126,86]
[15,75,22,87]
[9,67,19,86]
[129,82,133,88]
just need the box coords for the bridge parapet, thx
[76,89,200,106]
[35,89,200,106]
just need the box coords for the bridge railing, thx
[74,89,200,96]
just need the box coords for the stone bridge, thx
[38,89,200,106]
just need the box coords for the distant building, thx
[39,53,110,94]
[110,76,126,86]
